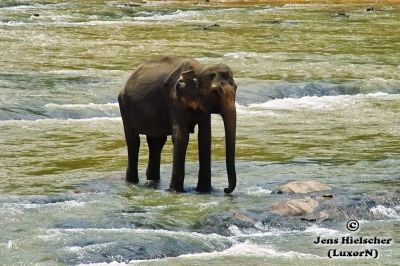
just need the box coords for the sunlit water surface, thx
[0,1,399,265]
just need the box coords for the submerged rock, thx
[120,1,145,7]
[333,12,350,18]
[198,190,398,236]
[233,211,257,223]
[275,180,332,194]
[270,198,320,216]
[203,23,220,30]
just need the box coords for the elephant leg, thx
[146,135,167,181]
[170,126,189,192]
[196,116,212,193]
[124,129,140,183]
[119,97,140,183]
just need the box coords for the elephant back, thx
[120,56,199,136]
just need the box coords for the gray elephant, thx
[118,56,237,194]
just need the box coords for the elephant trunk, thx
[221,106,237,194]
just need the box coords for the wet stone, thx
[270,198,320,216]
[203,23,220,30]
[333,12,350,18]
[233,211,257,224]
[275,180,332,194]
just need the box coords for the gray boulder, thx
[270,198,320,216]
[275,180,332,194]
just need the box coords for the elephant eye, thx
[220,72,230,80]
[208,72,216,79]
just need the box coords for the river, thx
[0,1,399,265]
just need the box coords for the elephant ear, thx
[164,66,184,90]
[164,67,198,101]
[176,70,199,101]
[181,70,196,81]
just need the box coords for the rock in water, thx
[203,24,220,30]
[270,198,320,216]
[275,180,332,194]
[233,211,256,223]
[333,12,350,18]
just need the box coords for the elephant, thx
[118,56,237,194]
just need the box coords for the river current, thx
[0,1,399,265]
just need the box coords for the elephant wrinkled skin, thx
[118,56,237,194]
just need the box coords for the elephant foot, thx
[146,170,160,182]
[167,188,185,193]
[168,184,185,193]
[145,180,160,189]
[169,176,185,193]
[195,185,212,194]
[125,169,139,183]
[126,177,139,184]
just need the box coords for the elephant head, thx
[169,64,237,194]
[197,64,237,194]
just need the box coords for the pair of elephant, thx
[118,56,237,194]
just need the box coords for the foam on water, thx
[236,103,278,117]
[208,241,315,257]
[246,186,272,196]
[44,102,118,111]
[53,20,149,27]
[228,224,295,238]
[78,262,128,266]
[304,225,341,237]
[81,241,320,265]
[245,93,399,111]
[0,19,149,27]
[236,92,400,116]
[196,202,220,208]
[282,3,328,9]
[0,200,86,213]
[168,241,320,260]
[370,205,400,220]
[0,117,121,126]
[133,10,203,22]
[0,197,93,225]
[45,69,126,76]
[3,91,398,122]
[133,8,243,23]
[224,52,284,60]
[7,240,14,249]
[249,95,354,110]
[43,228,230,242]
[0,9,214,27]
[0,2,244,27]
[0,3,65,10]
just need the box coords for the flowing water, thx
[0,0,399,265]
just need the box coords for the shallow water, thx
[0,1,399,265]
